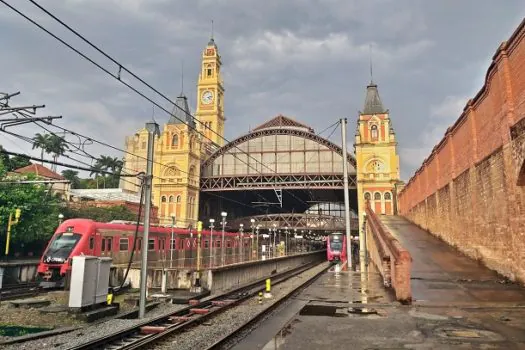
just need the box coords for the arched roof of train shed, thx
[201,115,356,177]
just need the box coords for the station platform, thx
[233,217,525,349]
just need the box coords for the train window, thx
[216,240,221,248]
[204,240,209,248]
[226,241,232,248]
[101,238,106,252]
[148,239,155,250]
[244,240,249,247]
[160,239,165,250]
[119,238,129,251]
[107,238,113,251]
[170,239,176,250]
[89,237,94,250]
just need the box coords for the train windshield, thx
[329,235,343,251]
[43,232,81,263]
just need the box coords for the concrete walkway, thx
[381,216,525,305]
[233,216,525,349]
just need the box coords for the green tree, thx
[0,145,31,171]
[32,133,52,165]
[61,169,80,189]
[63,205,136,222]
[0,177,62,257]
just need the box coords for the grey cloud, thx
[0,0,524,181]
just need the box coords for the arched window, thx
[176,195,181,203]
[374,192,381,200]
[189,165,196,179]
[161,196,167,203]
[171,134,179,148]
[189,136,194,150]
[169,195,174,203]
[371,125,378,141]
[384,192,392,200]
[364,192,371,201]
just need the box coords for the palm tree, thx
[47,135,69,171]
[32,133,52,165]
[90,162,104,189]
[93,155,123,188]
[61,169,80,188]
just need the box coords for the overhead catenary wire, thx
[3,0,311,207]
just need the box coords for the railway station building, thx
[121,37,402,234]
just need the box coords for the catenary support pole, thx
[340,118,353,269]
[139,120,160,319]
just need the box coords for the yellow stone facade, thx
[355,83,401,227]
[121,38,224,227]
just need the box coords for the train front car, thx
[37,219,93,287]
[327,232,345,262]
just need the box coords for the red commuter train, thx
[37,218,250,287]
[326,232,346,262]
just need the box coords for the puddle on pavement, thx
[299,304,347,317]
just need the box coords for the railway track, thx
[69,261,327,350]
[0,282,42,301]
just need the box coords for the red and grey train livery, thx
[326,232,347,262]
[37,218,249,287]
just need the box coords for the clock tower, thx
[196,37,225,149]
[354,81,401,225]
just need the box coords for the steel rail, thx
[68,261,322,350]
[204,263,329,350]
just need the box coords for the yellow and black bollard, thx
[106,288,114,305]
[258,292,263,304]
[264,278,272,298]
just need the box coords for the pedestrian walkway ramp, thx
[380,215,525,305]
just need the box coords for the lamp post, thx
[250,219,255,260]
[238,224,243,263]
[293,228,297,254]
[272,224,277,258]
[209,218,215,267]
[256,225,260,260]
[220,211,227,266]
[170,214,176,268]
[58,213,64,225]
[284,226,289,256]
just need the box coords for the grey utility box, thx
[69,256,112,309]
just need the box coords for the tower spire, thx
[211,19,214,40]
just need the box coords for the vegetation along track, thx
[69,261,326,350]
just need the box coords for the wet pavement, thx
[232,217,525,349]
[382,216,525,305]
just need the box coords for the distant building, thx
[10,163,71,199]
[69,188,159,223]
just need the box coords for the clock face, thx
[368,160,385,172]
[201,90,214,105]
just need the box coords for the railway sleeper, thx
[169,316,192,322]
[211,299,236,306]
[190,308,210,315]
[140,326,167,334]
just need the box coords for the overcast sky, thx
[1,0,524,181]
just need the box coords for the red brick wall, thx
[399,19,525,283]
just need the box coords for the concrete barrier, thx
[365,205,412,304]
[120,251,325,293]
[203,251,325,293]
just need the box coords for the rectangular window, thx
[226,241,232,248]
[119,238,129,251]
[171,239,176,250]
[101,238,106,252]
[107,238,112,252]
[89,237,94,250]
[216,240,221,248]
[148,239,155,250]
[204,240,209,248]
